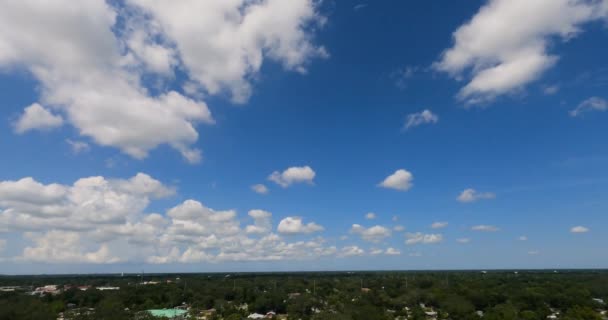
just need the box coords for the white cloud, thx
[14,103,64,134]
[405,232,443,245]
[570,225,589,233]
[245,209,272,235]
[518,236,528,241]
[404,109,438,129]
[393,225,405,232]
[570,97,608,117]
[471,225,500,232]
[19,231,120,264]
[456,238,471,244]
[457,188,496,203]
[353,4,368,11]
[128,0,328,103]
[385,247,401,256]
[431,221,448,229]
[268,166,316,188]
[277,217,324,235]
[435,0,608,104]
[378,169,413,191]
[251,184,269,195]
[528,250,540,256]
[350,224,392,243]
[365,212,376,220]
[0,0,325,161]
[66,139,91,154]
[0,174,347,264]
[542,85,560,95]
[338,246,364,257]
[370,248,383,255]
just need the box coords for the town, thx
[0,270,606,319]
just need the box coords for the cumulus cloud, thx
[0,0,325,161]
[435,0,608,104]
[66,139,91,154]
[19,231,120,264]
[457,188,496,203]
[570,225,589,233]
[350,224,392,243]
[385,247,401,255]
[245,209,272,235]
[365,212,376,220]
[471,225,500,232]
[277,217,324,235]
[431,221,448,229]
[404,109,438,129]
[338,245,364,257]
[393,225,405,232]
[405,232,443,245]
[1,173,346,264]
[378,169,414,191]
[268,166,316,187]
[251,184,269,195]
[13,103,63,134]
[570,97,608,117]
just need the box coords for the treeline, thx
[0,270,607,319]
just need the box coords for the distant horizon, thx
[3,267,608,277]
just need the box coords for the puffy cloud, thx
[13,103,63,134]
[350,224,392,243]
[435,0,608,104]
[0,173,173,231]
[277,217,324,235]
[251,184,269,195]
[66,139,91,154]
[365,212,376,220]
[370,248,383,255]
[456,238,471,244]
[457,188,496,203]
[338,246,364,257]
[128,0,328,103]
[385,247,401,256]
[431,221,448,229]
[404,109,438,129]
[1,174,346,264]
[378,169,413,191]
[245,209,272,234]
[570,225,589,233]
[19,231,120,264]
[0,0,325,161]
[405,232,443,245]
[570,97,608,117]
[268,166,316,188]
[471,225,500,232]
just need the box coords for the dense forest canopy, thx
[0,270,607,320]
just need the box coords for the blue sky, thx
[0,0,607,274]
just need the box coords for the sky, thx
[0,0,607,274]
